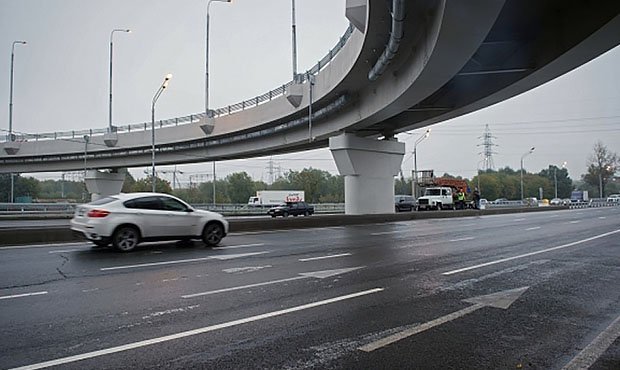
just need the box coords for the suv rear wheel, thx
[112,226,140,252]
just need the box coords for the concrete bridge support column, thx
[84,170,125,201]
[329,133,405,215]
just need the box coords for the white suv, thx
[71,193,229,252]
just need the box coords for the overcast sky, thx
[1,0,619,186]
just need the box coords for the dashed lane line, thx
[449,237,475,242]
[525,227,541,231]
[298,253,352,262]
[0,291,48,301]
[212,243,265,250]
[100,251,269,271]
[442,229,620,275]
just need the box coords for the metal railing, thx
[4,24,355,144]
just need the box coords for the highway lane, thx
[0,207,618,369]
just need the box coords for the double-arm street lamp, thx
[554,161,567,199]
[151,74,172,193]
[109,29,131,133]
[520,147,535,201]
[412,129,431,198]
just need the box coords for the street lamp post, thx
[151,74,172,193]
[8,41,26,203]
[291,0,298,79]
[205,0,231,118]
[412,129,431,199]
[9,40,27,141]
[109,29,131,133]
[520,147,535,201]
[554,161,567,199]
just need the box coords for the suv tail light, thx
[87,209,110,218]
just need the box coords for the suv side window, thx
[124,196,162,210]
[159,196,189,212]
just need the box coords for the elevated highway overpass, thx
[2,0,620,213]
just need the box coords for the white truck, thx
[248,190,305,207]
[417,187,454,211]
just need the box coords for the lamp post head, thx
[165,73,173,81]
[530,147,535,153]
[15,41,27,45]
[125,29,131,33]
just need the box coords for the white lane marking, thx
[299,253,352,262]
[0,291,48,301]
[569,220,580,224]
[460,223,476,227]
[212,243,265,250]
[598,217,606,220]
[222,265,272,274]
[100,251,269,271]
[48,249,83,254]
[562,314,620,370]
[525,227,541,231]
[449,237,475,242]
[81,288,99,293]
[514,218,525,222]
[183,276,307,298]
[442,229,620,275]
[0,242,88,251]
[10,288,383,370]
[370,231,401,236]
[184,267,364,298]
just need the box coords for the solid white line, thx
[100,252,268,271]
[182,276,307,298]
[0,291,48,301]
[10,288,384,370]
[449,237,475,242]
[212,243,265,250]
[299,253,352,262]
[562,314,620,370]
[370,231,400,236]
[525,227,541,231]
[569,220,580,224]
[442,229,620,275]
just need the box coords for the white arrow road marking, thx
[182,266,364,298]
[299,253,352,262]
[562,313,620,370]
[0,291,48,301]
[358,287,529,352]
[100,251,269,271]
[442,229,620,275]
[10,287,383,370]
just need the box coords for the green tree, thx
[539,165,572,198]
[131,177,172,193]
[225,172,255,203]
[582,141,618,197]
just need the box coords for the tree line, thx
[1,142,616,203]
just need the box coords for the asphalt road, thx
[0,207,619,369]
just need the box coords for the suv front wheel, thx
[203,222,224,247]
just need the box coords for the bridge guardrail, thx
[3,24,355,143]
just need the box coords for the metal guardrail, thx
[0,202,345,216]
[3,24,355,144]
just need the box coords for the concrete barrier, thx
[0,206,564,247]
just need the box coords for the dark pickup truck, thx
[267,202,314,218]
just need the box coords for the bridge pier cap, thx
[84,170,125,201]
[329,133,404,215]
